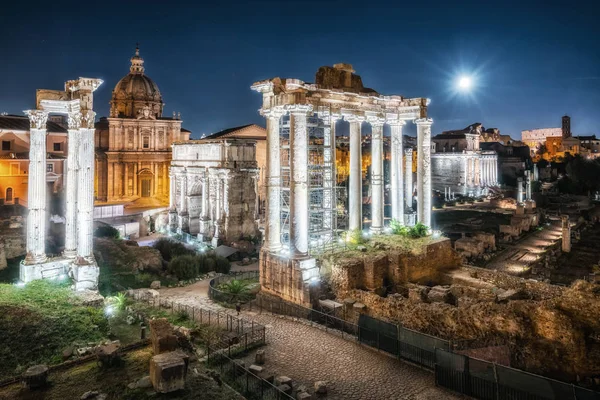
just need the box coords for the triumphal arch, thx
[20,77,103,291]
[252,63,433,305]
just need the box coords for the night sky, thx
[0,0,598,139]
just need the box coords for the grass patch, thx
[0,280,110,379]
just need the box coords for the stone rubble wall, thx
[328,238,462,293]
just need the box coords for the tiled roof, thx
[0,115,67,133]
[204,124,255,139]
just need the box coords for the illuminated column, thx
[517,177,524,202]
[561,215,571,253]
[348,114,364,231]
[212,172,221,247]
[178,172,189,233]
[475,157,480,187]
[77,111,96,261]
[288,105,312,257]
[525,171,532,201]
[405,148,413,211]
[107,162,114,200]
[390,120,405,222]
[153,162,159,196]
[416,118,433,227]
[199,170,210,239]
[168,170,177,231]
[64,111,80,259]
[24,110,49,264]
[323,112,339,242]
[124,163,130,196]
[369,117,385,234]
[262,109,283,252]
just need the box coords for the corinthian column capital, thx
[344,113,365,123]
[24,110,49,129]
[415,117,434,127]
[67,111,82,129]
[367,115,386,128]
[260,107,284,120]
[81,110,96,129]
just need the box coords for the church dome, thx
[110,46,164,118]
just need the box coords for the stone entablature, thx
[169,139,259,245]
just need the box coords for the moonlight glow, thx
[457,75,473,91]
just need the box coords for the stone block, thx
[314,380,328,394]
[353,302,366,312]
[80,391,107,400]
[277,384,292,395]
[248,364,263,374]
[150,318,178,354]
[275,376,293,387]
[22,364,48,389]
[297,391,313,400]
[150,280,161,289]
[255,349,265,365]
[496,289,528,303]
[96,343,120,367]
[149,350,189,393]
[427,286,452,304]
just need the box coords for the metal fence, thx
[247,295,449,370]
[208,271,260,303]
[206,345,294,400]
[435,348,600,400]
[128,290,266,350]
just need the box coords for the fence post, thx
[493,362,500,400]
[245,333,248,352]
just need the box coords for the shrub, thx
[343,229,367,246]
[153,238,194,261]
[408,222,429,238]
[214,256,231,274]
[218,279,251,303]
[389,219,409,236]
[204,257,216,272]
[168,255,198,280]
[94,225,120,239]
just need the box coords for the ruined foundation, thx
[259,250,319,306]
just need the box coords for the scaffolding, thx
[278,108,344,255]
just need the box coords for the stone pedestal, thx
[71,261,100,291]
[168,209,178,232]
[149,350,189,393]
[22,364,49,389]
[150,318,178,355]
[259,249,319,306]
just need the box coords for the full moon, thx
[457,75,473,91]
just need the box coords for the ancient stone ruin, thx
[20,77,103,290]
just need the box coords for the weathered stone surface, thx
[297,391,312,400]
[76,290,104,307]
[150,280,161,289]
[136,375,152,389]
[427,286,453,304]
[255,349,265,365]
[96,343,120,367]
[496,288,528,303]
[150,318,178,354]
[314,380,328,394]
[22,364,49,389]
[275,376,292,387]
[149,350,189,393]
[277,384,292,395]
[80,391,107,400]
[248,364,263,374]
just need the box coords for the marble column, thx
[212,173,221,247]
[124,163,129,196]
[416,118,433,228]
[526,171,532,200]
[168,169,177,231]
[405,148,413,211]
[64,111,80,258]
[24,110,49,264]
[348,115,364,231]
[288,105,312,257]
[369,117,385,234]
[199,170,210,239]
[77,111,96,261]
[517,178,524,202]
[390,121,405,222]
[263,109,283,252]
[324,113,339,238]
[475,157,480,187]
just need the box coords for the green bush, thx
[168,255,198,280]
[153,238,194,261]
[94,225,120,239]
[218,279,251,303]
[389,219,409,236]
[214,256,231,274]
[409,222,429,238]
[204,257,216,272]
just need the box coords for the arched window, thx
[5,187,13,203]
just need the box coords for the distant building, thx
[522,115,571,157]
[0,114,68,205]
[480,142,531,185]
[576,135,600,158]
[94,46,191,206]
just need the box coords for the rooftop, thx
[0,114,67,133]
